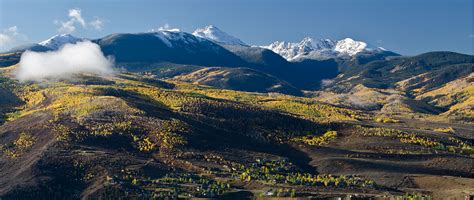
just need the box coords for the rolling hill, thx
[0,64,472,199]
[169,67,302,95]
[316,51,473,122]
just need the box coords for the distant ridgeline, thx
[1,26,472,99]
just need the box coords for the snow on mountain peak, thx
[38,34,83,50]
[193,25,247,46]
[153,30,206,48]
[334,38,369,56]
[34,31,385,62]
[262,37,384,61]
[150,26,181,32]
[162,28,181,32]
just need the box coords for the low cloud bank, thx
[15,41,114,82]
[320,79,334,88]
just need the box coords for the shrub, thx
[434,127,455,134]
[291,131,337,146]
[14,132,36,150]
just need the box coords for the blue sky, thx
[0,0,472,55]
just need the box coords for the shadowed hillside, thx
[0,64,472,199]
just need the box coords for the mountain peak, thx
[193,25,247,46]
[262,37,385,61]
[299,37,314,45]
[153,30,205,48]
[334,38,369,56]
[339,37,356,42]
[38,34,83,50]
[204,25,217,30]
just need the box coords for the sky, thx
[0,0,473,55]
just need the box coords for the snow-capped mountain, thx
[38,34,83,50]
[261,37,385,61]
[192,25,247,46]
[95,30,248,68]
[9,28,393,66]
[152,29,207,48]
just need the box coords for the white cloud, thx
[320,79,334,87]
[0,34,13,46]
[150,23,180,32]
[159,23,171,31]
[15,41,115,82]
[0,26,28,48]
[55,8,106,33]
[89,18,104,30]
[68,9,86,27]
[6,26,19,36]
[56,20,76,34]
[469,34,474,38]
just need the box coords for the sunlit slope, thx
[169,67,303,95]
[0,68,472,199]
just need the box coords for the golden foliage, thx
[291,131,337,146]
[374,117,400,123]
[175,83,359,123]
[2,132,36,158]
[397,133,440,147]
[434,127,455,133]
[14,132,36,150]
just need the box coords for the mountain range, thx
[1,25,396,91]
[0,26,472,119]
[6,25,392,62]
[261,37,388,61]
[0,25,473,199]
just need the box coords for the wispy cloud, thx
[55,8,106,33]
[89,18,105,30]
[149,23,180,32]
[0,26,28,48]
[55,19,76,33]
[469,34,474,38]
[69,9,86,27]
[158,23,171,31]
[0,26,19,47]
